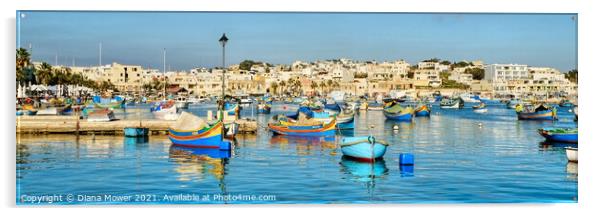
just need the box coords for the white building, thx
[484,64,529,82]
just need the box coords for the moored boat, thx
[168,112,231,150]
[538,127,578,143]
[516,104,557,120]
[257,102,272,114]
[565,147,578,162]
[268,116,336,137]
[336,111,355,130]
[414,104,430,117]
[367,102,384,111]
[124,127,149,137]
[340,136,389,162]
[21,104,38,116]
[151,100,179,120]
[472,102,488,113]
[383,102,413,121]
[440,97,464,109]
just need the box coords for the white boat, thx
[566,147,578,162]
[175,96,190,109]
[37,107,58,115]
[460,93,480,103]
[152,103,179,120]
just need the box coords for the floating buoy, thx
[568,109,572,113]
[393,125,399,130]
[399,153,414,166]
[478,122,483,128]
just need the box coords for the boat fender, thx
[393,125,399,130]
[399,153,414,166]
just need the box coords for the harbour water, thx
[16,102,578,204]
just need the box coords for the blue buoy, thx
[399,153,414,165]
[400,165,414,177]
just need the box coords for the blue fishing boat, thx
[414,104,430,117]
[506,98,522,109]
[516,104,557,120]
[168,112,231,150]
[538,127,578,143]
[340,136,389,162]
[268,118,336,137]
[224,102,240,117]
[124,127,149,137]
[559,99,574,107]
[383,102,413,121]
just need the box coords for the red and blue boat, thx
[538,127,578,143]
[516,104,557,120]
[268,118,336,137]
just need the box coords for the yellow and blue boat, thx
[383,102,413,121]
[414,104,430,117]
[268,118,336,137]
[168,112,231,150]
[538,127,578,143]
[516,104,557,120]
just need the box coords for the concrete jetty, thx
[16,115,258,135]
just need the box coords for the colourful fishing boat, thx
[383,102,413,121]
[224,102,240,117]
[86,108,116,122]
[516,104,556,120]
[124,127,149,137]
[559,99,574,107]
[340,136,389,162]
[93,95,125,109]
[506,98,522,109]
[168,112,231,150]
[336,112,355,130]
[21,104,38,116]
[414,104,430,117]
[151,100,179,120]
[268,118,336,137]
[538,127,578,143]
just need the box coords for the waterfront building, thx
[413,69,442,87]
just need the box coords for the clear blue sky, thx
[17,12,577,72]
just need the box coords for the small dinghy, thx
[340,136,389,162]
[472,102,488,113]
[566,147,578,162]
[414,104,430,117]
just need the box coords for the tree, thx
[465,68,485,80]
[451,61,470,69]
[270,81,279,95]
[440,60,451,65]
[565,69,578,83]
[440,72,451,80]
[423,58,440,63]
[36,62,53,85]
[16,48,34,84]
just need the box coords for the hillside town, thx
[17,51,578,101]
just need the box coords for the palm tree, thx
[270,81,279,95]
[36,62,53,85]
[16,48,32,84]
[310,81,318,96]
[319,81,326,96]
[279,80,286,95]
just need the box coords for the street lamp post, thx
[219,33,229,111]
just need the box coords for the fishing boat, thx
[516,104,556,120]
[472,102,488,113]
[224,102,240,118]
[268,116,336,137]
[151,100,179,120]
[168,112,231,150]
[538,127,578,143]
[336,111,355,130]
[414,104,430,117]
[257,102,272,114]
[383,102,414,121]
[93,96,125,109]
[440,97,464,109]
[86,108,116,122]
[460,93,480,103]
[124,127,149,137]
[16,110,23,116]
[367,102,384,111]
[565,147,578,162]
[21,104,38,116]
[340,136,389,162]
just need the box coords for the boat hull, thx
[269,120,336,137]
[414,105,430,117]
[168,122,231,150]
[517,110,555,120]
[539,128,578,143]
[124,127,149,137]
[473,108,488,113]
[336,115,355,130]
[341,136,387,161]
[566,147,578,162]
[383,111,413,121]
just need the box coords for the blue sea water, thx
[16,102,578,204]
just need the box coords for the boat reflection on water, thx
[339,157,388,182]
[269,136,337,155]
[336,129,355,137]
[123,136,149,147]
[566,162,577,181]
[539,141,577,151]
